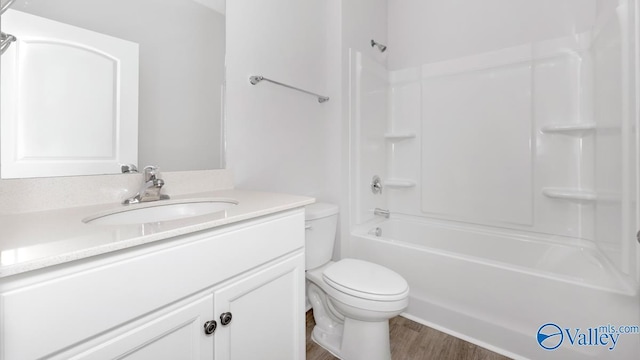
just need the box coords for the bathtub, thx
[350,217,639,360]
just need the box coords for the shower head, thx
[371,39,387,53]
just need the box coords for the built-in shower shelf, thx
[542,188,597,201]
[385,179,416,188]
[540,123,596,136]
[384,132,416,141]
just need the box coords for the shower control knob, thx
[371,175,383,194]
[220,312,233,326]
[203,320,217,335]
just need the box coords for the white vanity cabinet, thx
[69,293,216,359]
[213,252,303,360]
[0,209,306,360]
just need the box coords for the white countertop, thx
[0,189,314,278]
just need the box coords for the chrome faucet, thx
[374,208,390,219]
[123,166,170,205]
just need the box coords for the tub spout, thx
[374,208,390,219]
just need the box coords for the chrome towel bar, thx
[249,75,329,103]
[0,0,17,15]
[0,32,16,55]
[1,0,19,56]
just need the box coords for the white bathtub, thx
[350,217,639,360]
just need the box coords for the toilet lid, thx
[323,259,409,301]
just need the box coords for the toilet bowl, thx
[305,203,409,360]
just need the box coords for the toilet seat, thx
[323,259,409,302]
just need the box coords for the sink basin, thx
[83,198,238,225]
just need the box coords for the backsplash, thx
[0,169,233,214]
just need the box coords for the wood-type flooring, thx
[305,310,512,360]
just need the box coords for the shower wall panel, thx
[385,35,594,239]
[420,56,533,227]
[385,68,422,214]
[593,3,634,276]
[351,51,389,224]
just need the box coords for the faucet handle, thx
[371,175,383,194]
[143,165,159,181]
[121,164,138,173]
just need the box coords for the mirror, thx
[1,0,225,178]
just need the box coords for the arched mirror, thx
[0,0,225,178]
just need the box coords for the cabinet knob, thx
[220,312,233,326]
[204,320,217,335]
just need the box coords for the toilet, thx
[305,203,409,360]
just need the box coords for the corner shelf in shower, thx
[542,188,597,201]
[385,179,416,188]
[540,123,596,136]
[384,132,416,141]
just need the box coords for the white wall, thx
[388,0,597,70]
[225,0,340,204]
[225,0,390,258]
[343,0,388,64]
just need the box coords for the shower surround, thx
[346,1,640,359]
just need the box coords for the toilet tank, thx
[305,203,339,270]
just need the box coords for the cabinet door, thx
[69,294,214,360]
[213,253,305,360]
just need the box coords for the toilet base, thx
[307,281,344,357]
[311,316,392,360]
[311,325,342,358]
